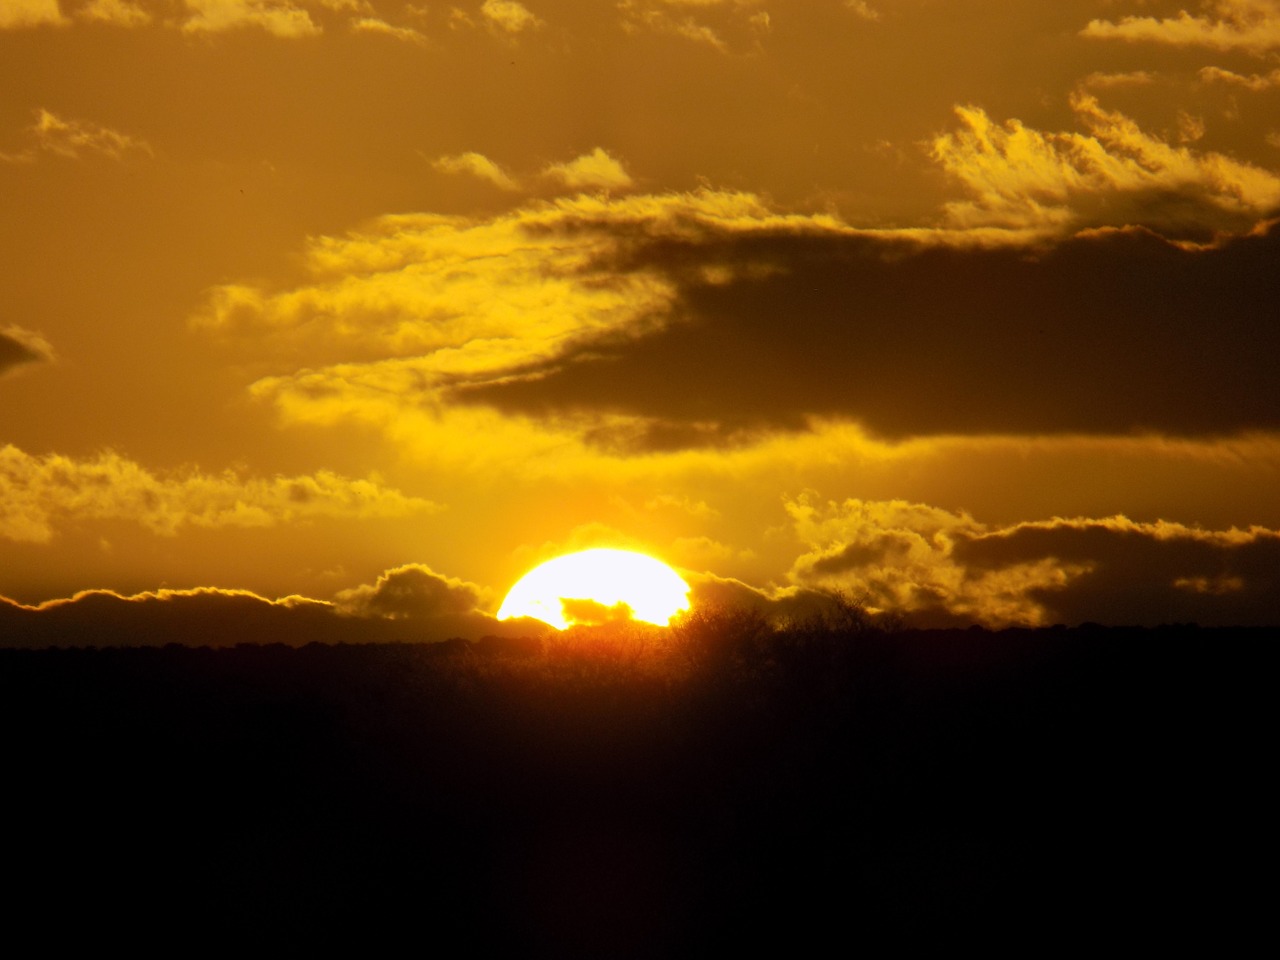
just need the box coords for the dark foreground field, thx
[3,619,1272,954]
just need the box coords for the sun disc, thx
[497,548,691,630]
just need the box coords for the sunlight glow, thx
[497,548,691,630]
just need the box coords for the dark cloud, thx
[456,222,1280,443]
[0,567,549,649]
[809,533,919,576]
[0,327,51,377]
[0,589,358,650]
[559,597,634,626]
[955,520,1280,626]
[333,564,487,620]
[686,573,886,628]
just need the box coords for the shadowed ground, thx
[2,622,1271,954]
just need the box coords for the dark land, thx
[3,618,1272,954]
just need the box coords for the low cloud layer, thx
[0,562,547,649]
[334,563,490,619]
[788,496,1280,627]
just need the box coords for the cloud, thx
[3,109,152,163]
[432,147,633,193]
[683,572,871,627]
[0,560,551,648]
[459,212,1280,442]
[351,16,427,44]
[0,587,340,649]
[333,563,491,618]
[845,1,880,22]
[618,0,769,53]
[433,151,521,190]
[786,495,1280,627]
[0,0,66,29]
[0,326,55,378]
[1199,65,1280,90]
[932,94,1280,237]
[1079,70,1158,89]
[643,494,719,521]
[192,189,884,471]
[1083,0,1280,55]
[78,0,151,25]
[542,147,634,192]
[480,0,541,34]
[181,0,321,38]
[0,444,438,543]
[194,184,1280,470]
[953,515,1280,627]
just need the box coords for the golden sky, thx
[3,0,1280,640]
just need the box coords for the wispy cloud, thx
[0,445,438,543]
[351,16,427,44]
[845,1,880,23]
[541,147,634,191]
[1199,64,1280,90]
[181,0,322,38]
[1083,0,1280,55]
[618,0,770,53]
[0,0,67,29]
[480,0,541,35]
[3,109,152,163]
[79,0,152,26]
[932,93,1280,237]
[433,151,521,190]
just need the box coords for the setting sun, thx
[497,548,691,630]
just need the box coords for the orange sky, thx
[3,0,1279,639]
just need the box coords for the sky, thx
[2,0,1279,643]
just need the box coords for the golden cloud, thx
[351,15,427,44]
[786,495,1280,627]
[3,109,152,163]
[932,94,1280,237]
[0,444,438,543]
[1083,0,1280,55]
[1199,65,1280,90]
[480,0,541,34]
[190,179,1280,484]
[181,0,321,38]
[541,147,634,192]
[618,0,769,53]
[79,0,151,25]
[845,1,879,23]
[433,151,521,190]
[0,0,66,29]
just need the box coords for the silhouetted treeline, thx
[2,619,1272,954]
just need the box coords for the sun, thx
[497,548,692,630]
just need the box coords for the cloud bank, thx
[788,496,1280,628]
[0,562,547,649]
